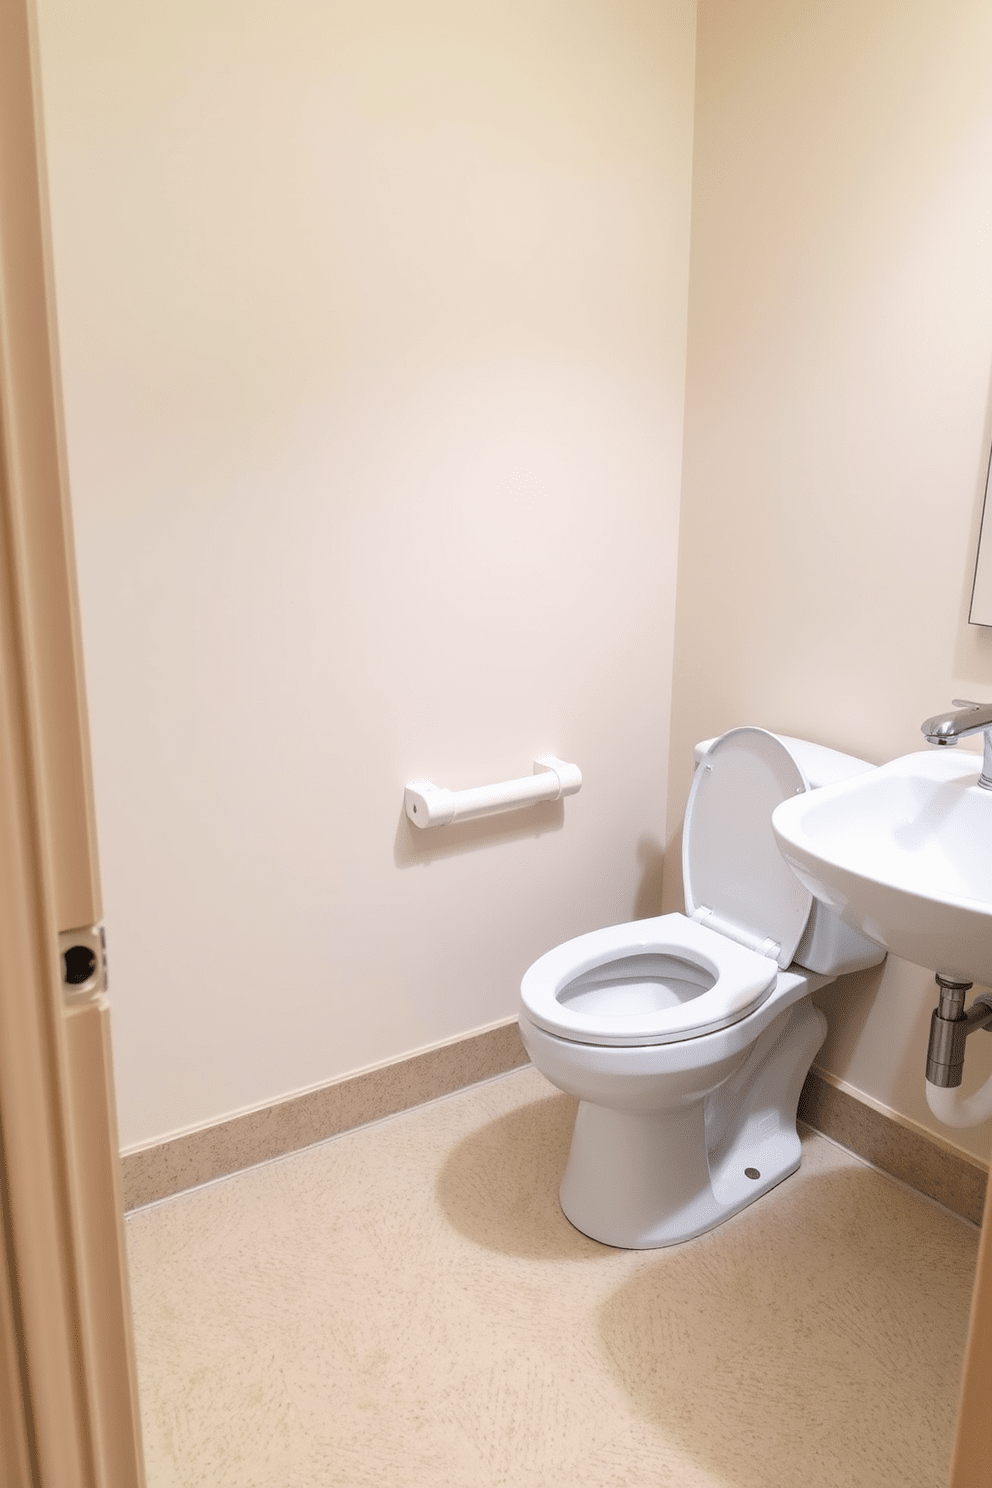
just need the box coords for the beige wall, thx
[36,0,992,1166]
[671,0,992,1161]
[35,1,697,1148]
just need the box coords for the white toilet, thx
[519,727,886,1249]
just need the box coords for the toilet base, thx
[557,998,827,1248]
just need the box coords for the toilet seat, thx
[683,727,812,969]
[520,914,780,1046]
[520,729,816,1048]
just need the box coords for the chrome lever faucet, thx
[920,699,992,789]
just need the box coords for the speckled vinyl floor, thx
[125,1065,978,1488]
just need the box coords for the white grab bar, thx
[405,755,581,829]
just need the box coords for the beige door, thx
[950,1172,992,1485]
[0,0,144,1483]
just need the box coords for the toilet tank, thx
[693,732,886,977]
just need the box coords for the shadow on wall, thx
[394,797,566,867]
[435,1092,606,1262]
[810,957,887,1072]
[632,834,666,919]
[596,1156,975,1488]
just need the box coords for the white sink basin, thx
[772,749,992,986]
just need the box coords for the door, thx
[0,0,145,1483]
[949,1166,992,1485]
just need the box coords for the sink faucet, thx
[920,699,992,790]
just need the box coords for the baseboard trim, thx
[121,1038,989,1225]
[121,1019,528,1211]
[799,1067,989,1226]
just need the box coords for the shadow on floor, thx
[596,1160,975,1488]
[435,1092,607,1261]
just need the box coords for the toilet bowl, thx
[519,727,885,1250]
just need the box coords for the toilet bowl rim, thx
[518,966,822,1074]
[520,911,779,1047]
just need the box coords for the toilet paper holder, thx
[404,755,582,829]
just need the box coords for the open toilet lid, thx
[683,727,814,970]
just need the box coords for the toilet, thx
[519,727,885,1249]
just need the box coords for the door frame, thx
[0,0,144,1483]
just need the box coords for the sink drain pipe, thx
[924,975,992,1127]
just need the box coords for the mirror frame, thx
[969,445,992,625]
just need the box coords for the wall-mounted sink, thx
[771,749,992,986]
